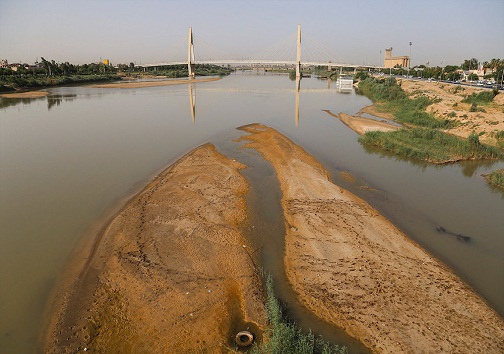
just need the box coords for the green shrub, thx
[462,90,498,105]
[250,274,347,354]
[359,128,503,163]
[483,169,504,189]
[358,77,454,129]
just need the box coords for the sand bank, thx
[323,110,400,135]
[0,91,49,98]
[239,124,504,353]
[44,144,265,353]
[358,105,396,121]
[89,77,221,88]
[401,80,504,145]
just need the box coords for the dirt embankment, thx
[89,77,221,88]
[239,124,504,354]
[44,144,265,353]
[401,80,504,144]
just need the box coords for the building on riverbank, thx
[384,48,410,68]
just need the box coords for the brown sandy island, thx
[0,90,49,98]
[89,77,221,88]
[44,124,504,353]
[323,110,400,135]
[238,124,504,353]
[43,144,265,353]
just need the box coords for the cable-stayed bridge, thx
[144,25,380,77]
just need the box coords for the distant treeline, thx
[133,64,233,78]
[0,58,232,91]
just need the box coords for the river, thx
[1,73,503,353]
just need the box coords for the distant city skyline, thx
[1,0,503,67]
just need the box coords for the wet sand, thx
[0,91,49,98]
[238,124,504,353]
[89,77,221,88]
[323,110,400,135]
[43,144,265,353]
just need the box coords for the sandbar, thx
[324,110,400,135]
[43,144,265,353]
[0,91,49,98]
[89,77,221,88]
[238,124,504,353]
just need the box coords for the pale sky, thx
[1,0,503,67]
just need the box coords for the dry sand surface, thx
[44,144,265,353]
[0,90,49,98]
[323,110,400,135]
[89,77,221,88]
[239,124,504,353]
[400,80,504,145]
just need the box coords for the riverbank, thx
[0,90,49,99]
[238,124,504,353]
[323,110,400,135]
[89,77,221,88]
[0,74,121,92]
[401,79,504,146]
[43,143,265,353]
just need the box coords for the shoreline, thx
[0,90,49,99]
[323,109,400,135]
[238,124,504,353]
[89,77,221,88]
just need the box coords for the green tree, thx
[468,73,479,81]
[461,58,478,70]
[444,65,459,73]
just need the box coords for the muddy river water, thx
[1,73,503,353]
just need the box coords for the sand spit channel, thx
[44,124,504,353]
[238,124,504,354]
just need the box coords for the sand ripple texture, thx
[44,144,265,353]
[239,124,504,354]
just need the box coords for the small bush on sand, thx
[250,274,347,354]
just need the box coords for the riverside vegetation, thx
[357,76,503,164]
[251,274,347,354]
[0,58,231,91]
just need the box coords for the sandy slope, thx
[43,144,265,353]
[239,124,504,354]
[401,80,504,145]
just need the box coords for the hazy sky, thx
[1,0,503,67]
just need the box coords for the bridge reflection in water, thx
[187,75,303,127]
[185,74,347,127]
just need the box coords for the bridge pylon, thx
[296,24,301,78]
[188,27,195,78]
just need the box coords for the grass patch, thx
[483,169,504,189]
[462,90,498,105]
[358,78,453,129]
[359,128,503,164]
[251,274,347,354]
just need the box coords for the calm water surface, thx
[1,74,503,353]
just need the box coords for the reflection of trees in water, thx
[361,142,499,177]
[47,94,76,110]
[459,160,497,178]
[1,93,77,110]
[0,96,45,109]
